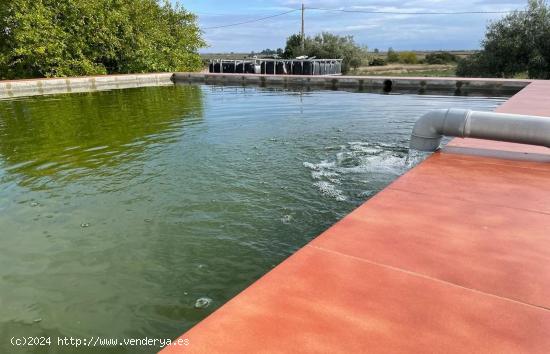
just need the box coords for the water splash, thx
[313,181,347,201]
[304,142,428,202]
[405,149,431,169]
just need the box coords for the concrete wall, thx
[0,72,533,99]
[172,72,531,96]
[0,73,173,99]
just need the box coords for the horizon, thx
[180,0,527,53]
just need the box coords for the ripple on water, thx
[194,297,212,309]
[281,214,293,224]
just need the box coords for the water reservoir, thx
[0,84,505,350]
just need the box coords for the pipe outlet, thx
[410,108,550,152]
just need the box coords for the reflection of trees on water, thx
[0,85,204,185]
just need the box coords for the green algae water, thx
[0,84,505,353]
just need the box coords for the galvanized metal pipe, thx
[410,108,550,152]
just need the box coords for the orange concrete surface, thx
[161,80,550,354]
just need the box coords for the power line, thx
[202,9,299,30]
[200,6,524,31]
[307,7,523,15]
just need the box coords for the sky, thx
[180,0,527,53]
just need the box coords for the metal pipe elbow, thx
[410,109,470,152]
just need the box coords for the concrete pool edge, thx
[172,72,532,96]
[160,80,550,353]
[0,72,532,98]
[0,73,174,99]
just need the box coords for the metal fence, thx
[209,59,343,75]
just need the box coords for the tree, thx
[0,0,205,79]
[283,32,366,74]
[457,0,550,79]
[258,48,284,56]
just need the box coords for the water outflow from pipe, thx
[410,108,550,152]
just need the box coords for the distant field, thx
[366,50,476,60]
[351,64,457,78]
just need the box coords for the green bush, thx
[424,52,458,64]
[386,48,400,63]
[457,0,550,79]
[368,57,386,66]
[0,0,205,79]
[399,51,418,64]
[283,32,367,74]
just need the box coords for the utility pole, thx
[301,2,305,52]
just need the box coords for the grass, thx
[351,64,457,78]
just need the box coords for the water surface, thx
[0,84,505,352]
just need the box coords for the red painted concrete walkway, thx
[161,81,550,354]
